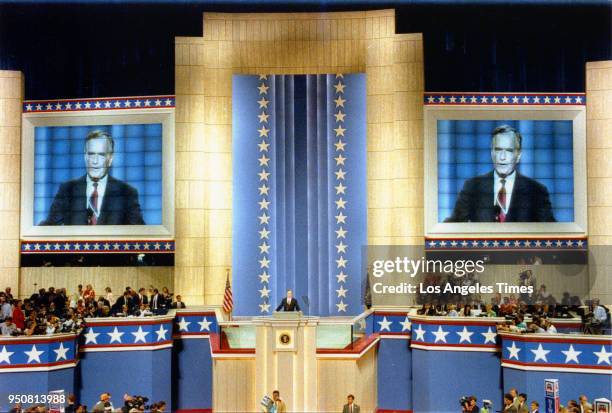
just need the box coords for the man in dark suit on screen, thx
[275,289,301,312]
[445,125,556,223]
[40,130,145,225]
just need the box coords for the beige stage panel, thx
[174,9,425,305]
[317,346,377,412]
[586,60,612,303]
[212,358,257,412]
[0,70,22,295]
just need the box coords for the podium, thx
[254,311,319,412]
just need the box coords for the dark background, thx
[0,1,610,99]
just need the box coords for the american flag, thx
[223,271,233,314]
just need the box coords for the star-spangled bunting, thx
[23,96,175,113]
[0,339,77,368]
[257,75,271,314]
[21,240,175,254]
[334,74,349,313]
[501,336,612,371]
[425,238,587,251]
[424,93,585,106]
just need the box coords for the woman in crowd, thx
[12,300,25,330]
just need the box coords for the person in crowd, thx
[135,303,153,317]
[0,295,12,321]
[342,394,360,413]
[12,300,25,330]
[1,316,19,335]
[137,288,148,305]
[460,304,473,317]
[417,303,436,316]
[462,396,479,412]
[104,287,114,303]
[446,304,458,317]
[172,295,186,309]
[578,395,592,413]
[150,288,164,312]
[503,393,518,413]
[161,287,172,306]
[271,390,286,413]
[83,284,96,302]
[4,287,13,301]
[530,401,539,413]
[543,319,558,334]
[7,403,22,413]
[92,393,113,413]
[517,393,529,413]
[484,303,497,317]
[65,394,77,413]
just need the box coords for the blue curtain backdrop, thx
[233,74,367,317]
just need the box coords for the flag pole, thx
[226,267,232,322]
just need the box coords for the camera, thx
[125,395,150,412]
[459,396,469,407]
[483,400,492,408]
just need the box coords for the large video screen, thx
[424,106,586,236]
[21,108,174,238]
[438,120,574,223]
[34,124,163,226]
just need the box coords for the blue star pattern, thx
[372,313,412,335]
[80,319,174,349]
[173,313,217,336]
[500,335,612,373]
[425,238,587,251]
[334,74,349,314]
[256,75,272,315]
[23,96,175,113]
[424,93,585,106]
[409,320,500,350]
[21,240,175,254]
[0,337,77,372]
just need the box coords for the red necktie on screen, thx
[90,182,98,225]
[497,178,506,223]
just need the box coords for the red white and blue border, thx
[409,315,501,352]
[0,333,78,373]
[424,92,585,106]
[425,237,587,251]
[80,316,174,352]
[23,95,175,113]
[500,332,612,374]
[21,240,175,253]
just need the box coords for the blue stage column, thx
[172,310,216,412]
[371,312,414,412]
[410,316,503,413]
[78,316,174,408]
[0,334,78,411]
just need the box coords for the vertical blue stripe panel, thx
[233,74,367,316]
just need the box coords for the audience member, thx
[172,295,186,309]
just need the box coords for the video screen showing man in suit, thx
[444,125,556,223]
[40,130,145,225]
[275,289,301,312]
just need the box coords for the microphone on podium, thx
[301,295,309,315]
